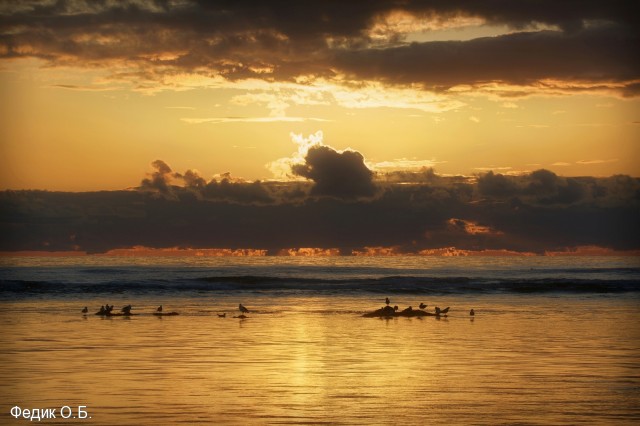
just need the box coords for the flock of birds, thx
[82,303,251,318]
[82,300,474,318]
[384,297,475,316]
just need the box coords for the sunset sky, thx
[1,1,639,254]
[1,0,638,191]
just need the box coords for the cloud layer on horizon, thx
[2,164,638,254]
[1,0,638,97]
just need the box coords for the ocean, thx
[1,255,639,424]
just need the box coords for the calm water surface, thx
[1,256,639,424]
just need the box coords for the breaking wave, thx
[2,274,639,296]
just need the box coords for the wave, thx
[2,275,639,296]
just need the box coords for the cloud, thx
[368,158,439,173]
[477,170,519,197]
[140,160,276,204]
[576,159,619,165]
[50,83,120,91]
[199,176,274,204]
[447,218,503,236]
[140,159,176,194]
[269,131,377,199]
[333,25,639,93]
[475,168,636,206]
[267,131,325,180]
[2,167,639,254]
[1,1,637,96]
[292,145,376,199]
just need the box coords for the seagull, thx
[121,305,132,314]
[385,297,390,306]
[470,309,475,316]
[435,306,441,315]
[217,313,226,318]
[81,306,88,313]
[419,303,427,310]
[239,304,249,314]
[157,305,163,312]
[441,307,450,315]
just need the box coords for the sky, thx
[0,0,639,254]
[1,0,639,191]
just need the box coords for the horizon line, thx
[1,246,639,258]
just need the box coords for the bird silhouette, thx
[157,305,163,312]
[385,297,390,306]
[217,313,226,318]
[441,307,450,315]
[239,304,249,314]
[81,307,88,313]
[419,303,427,310]
[470,309,475,316]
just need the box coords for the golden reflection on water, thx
[0,296,639,424]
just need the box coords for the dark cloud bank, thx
[1,0,638,94]
[2,149,639,254]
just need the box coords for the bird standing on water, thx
[385,297,390,306]
[82,307,88,313]
[419,303,427,310]
[239,304,249,314]
[470,309,475,316]
[157,305,163,312]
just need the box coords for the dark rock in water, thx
[380,306,396,316]
[363,306,438,318]
[104,312,139,317]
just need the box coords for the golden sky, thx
[1,1,639,191]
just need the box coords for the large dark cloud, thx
[334,25,639,90]
[1,0,638,94]
[291,146,376,199]
[1,170,638,254]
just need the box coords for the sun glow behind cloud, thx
[267,131,326,180]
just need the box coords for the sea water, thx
[1,256,639,424]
